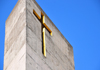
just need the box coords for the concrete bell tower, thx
[4,0,75,70]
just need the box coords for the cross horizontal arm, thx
[33,9,41,20]
[42,15,52,36]
[33,9,52,36]
[43,23,52,36]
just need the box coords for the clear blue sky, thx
[0,0,100,70]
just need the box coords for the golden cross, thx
[33,9,52,57]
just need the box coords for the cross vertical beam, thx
[43,27,46,57]
[33,9,52,57]
[41,13,46,57]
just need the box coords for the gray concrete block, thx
[4,0,75,70]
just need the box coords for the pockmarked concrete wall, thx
[26,0,74,70]
[4,0,75,70]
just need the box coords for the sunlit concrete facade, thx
[4,0,75,70]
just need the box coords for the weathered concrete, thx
[4,0,75,70]
[4,0,26,70]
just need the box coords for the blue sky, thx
[0,0,100,70]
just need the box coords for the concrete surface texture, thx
[4,0,75,70]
